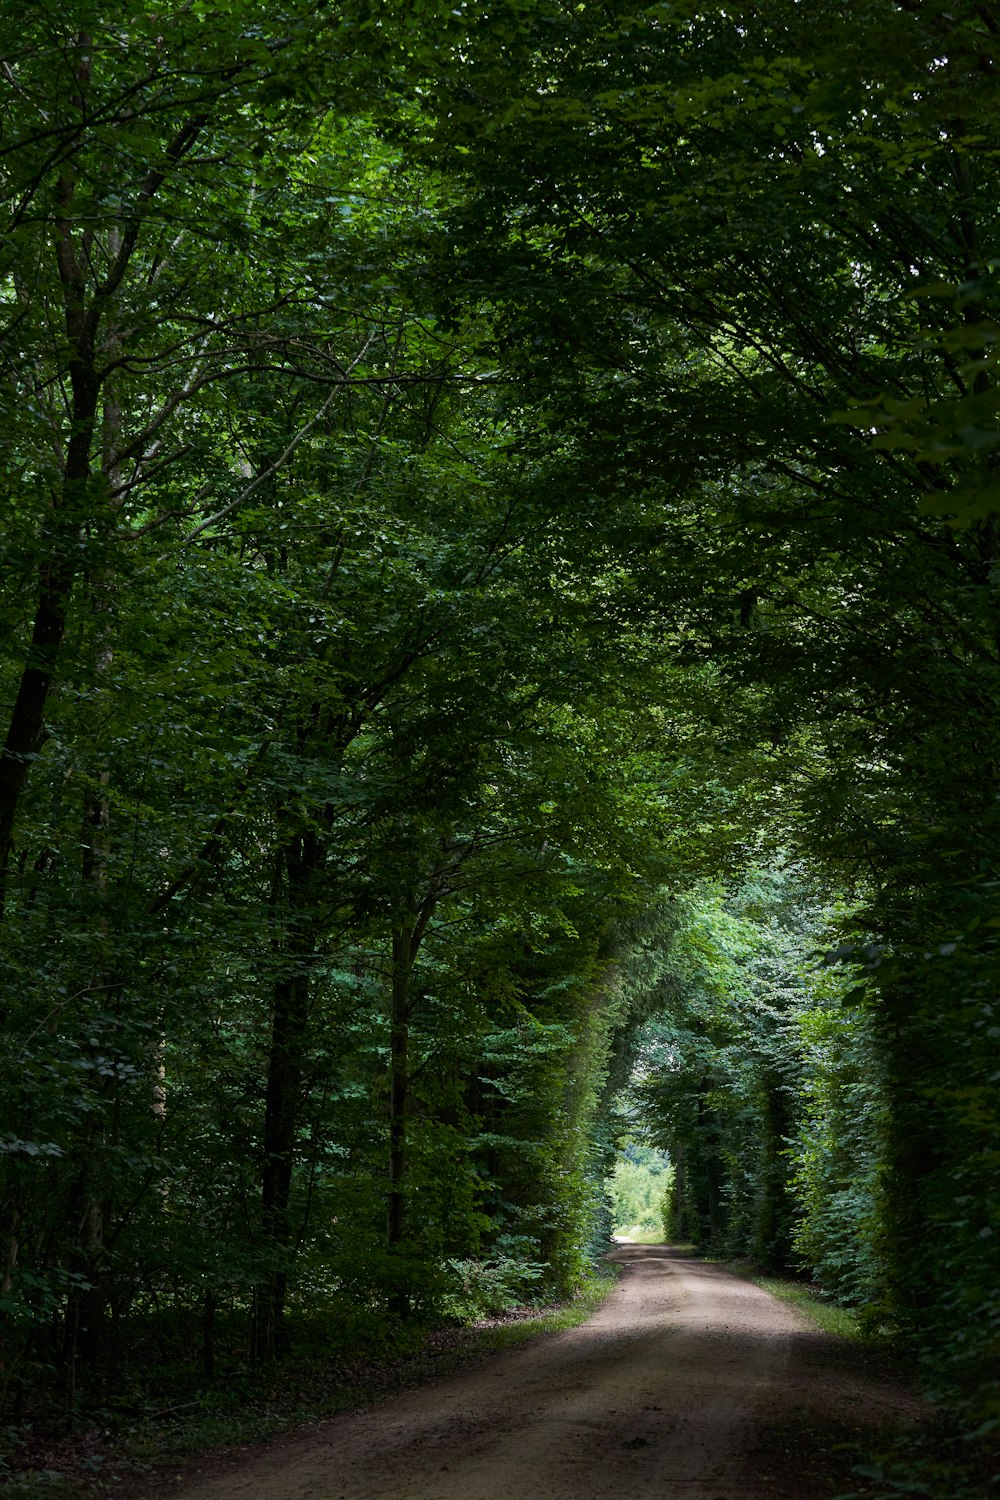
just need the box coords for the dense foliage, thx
[0,3,997,1490]
[421,0,1000,1433]
[632,870,885,1300]
[606,1144,673,1234]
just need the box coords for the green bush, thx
[440,1256,547,1321]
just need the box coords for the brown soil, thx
[171,1245,925,1500]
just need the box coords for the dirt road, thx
[174,1245,923,1500]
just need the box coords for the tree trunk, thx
[0,110,103,914]
[202,1290,216,1377]
[386,921,411,1255]
[385,918,416,1320]
[383,889,440,1319]
[0,461,95,918]
[753,1068,793,1269]
[253,831,319,1362]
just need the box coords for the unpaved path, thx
[174,1245,924,1500]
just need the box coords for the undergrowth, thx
[0,1266,620,1498]
[833,1420,1000,1500]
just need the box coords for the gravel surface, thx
[171,1244,925,1500]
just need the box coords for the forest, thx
[0,0,998,1494]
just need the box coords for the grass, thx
[724,1259,862,1340]
[716,1260,1000,1499]
[614,1224,666,1244]
[466,1265,619,1353]
[609,1235,863,1341]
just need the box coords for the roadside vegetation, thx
[0,1269,620,1497]
[726,1264,863,1343]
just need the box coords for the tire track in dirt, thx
[173,1245,924,1500]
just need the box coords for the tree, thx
[418,0,1000,1420]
